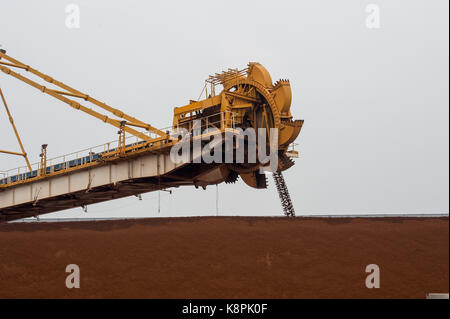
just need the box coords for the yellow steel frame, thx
[0,51,248,191]
[0,51,168,143]
[0,135,177,189]
[0,126,236,189]
[0,108,236,189]
[0,87,32,172]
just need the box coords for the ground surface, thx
[0,216,448,298]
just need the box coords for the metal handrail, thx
[1,111,237,180]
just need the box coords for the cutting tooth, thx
[225,170,239,184]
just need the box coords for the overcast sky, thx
[0,0,448,218]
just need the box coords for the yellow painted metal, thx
[172,62,303,155]
[0,51,168,139]
[0,55,303,192]
[0,63,158,143]
[0,149,24,156]
[0,135,180,189]
[0,87,32,171]
[173,95,221,116]
[39,144,48,176]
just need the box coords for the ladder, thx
[273,171,295,217]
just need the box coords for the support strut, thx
[0,87,32,172]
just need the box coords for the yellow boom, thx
[0,50,168,143]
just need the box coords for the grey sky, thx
[0,0,448,218]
